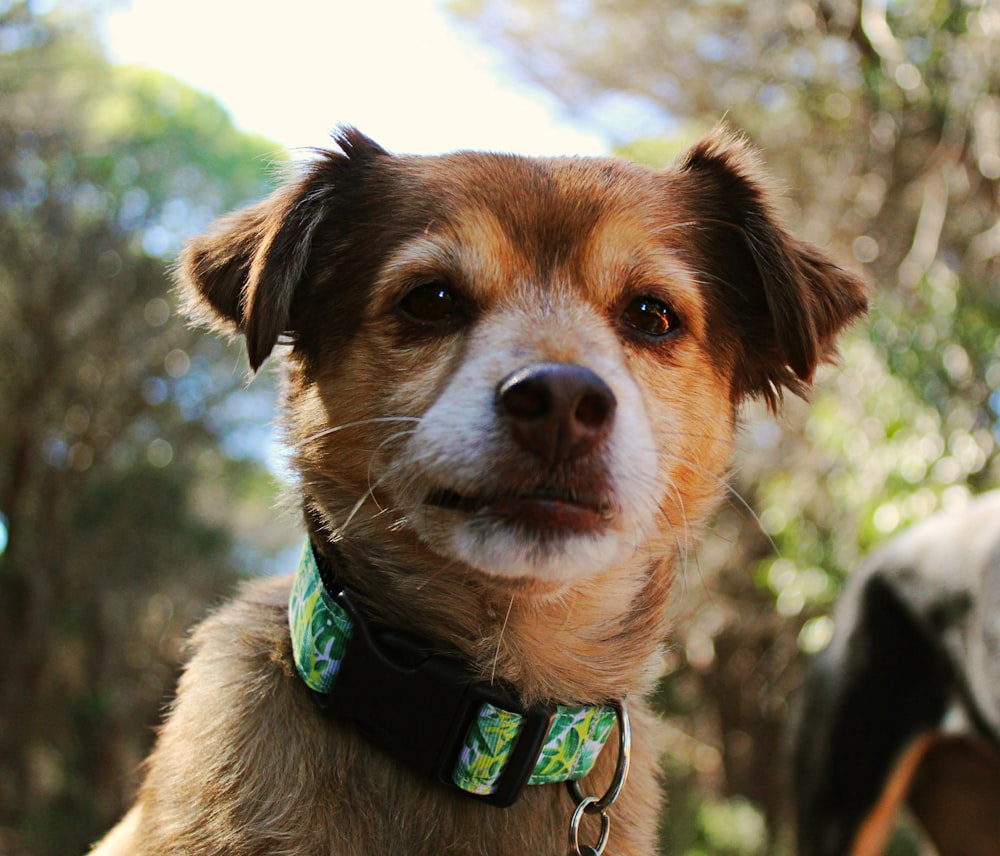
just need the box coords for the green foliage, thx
[696,798,767,855]
[0,4,293,853]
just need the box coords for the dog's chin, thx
[416,491,635,584]
[452,527,632,584]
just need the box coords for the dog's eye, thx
[398,282,462,326]
[622,296,678,338]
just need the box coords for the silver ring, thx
[567,795,611,856]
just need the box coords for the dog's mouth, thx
[425,486,616,534]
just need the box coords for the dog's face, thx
[179,129,865,586]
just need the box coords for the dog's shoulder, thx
[153,572,304,760]
[134,574,353,852]
[187,572,296,676]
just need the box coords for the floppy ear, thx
[675,128,868,407]
[176,128,388,371]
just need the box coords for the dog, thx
[89,126,866,855]
[792,490,1000,856]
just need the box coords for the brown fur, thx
[90,127,866,855]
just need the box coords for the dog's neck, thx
[289,538,626,806]
[304,516,676,707]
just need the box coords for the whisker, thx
[365,428,419,515]
[650,217,744,238]
[333,427,421,536]
[663,480,692,565]
[295,416,421,450]
[653,449,777,557]
[490,594,515,686]
[339,480,386,533]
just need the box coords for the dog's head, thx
[178,128,865,587]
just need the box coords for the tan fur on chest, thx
[89,126,865,855]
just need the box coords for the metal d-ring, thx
[567,698,632,813]
[565,699,631,856]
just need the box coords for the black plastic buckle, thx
[312,585,554,808]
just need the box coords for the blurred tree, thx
[0,4,292,853]
[450,0,1000,852]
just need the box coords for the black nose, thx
[496,362,617,465]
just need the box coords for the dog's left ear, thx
[176,128,387,371]
[674,128,868,407]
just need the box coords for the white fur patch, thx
[384,307,663,584]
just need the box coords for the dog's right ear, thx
[176,128,388,371]
[673,128,868,408]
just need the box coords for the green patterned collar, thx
[288,542,617,807]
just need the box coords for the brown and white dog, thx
[89,128,865,855]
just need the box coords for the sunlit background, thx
[3,0,1000,854]
[102,0,608,156]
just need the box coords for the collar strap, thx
[288,542,617,807]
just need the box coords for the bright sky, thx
[100,0,609,158]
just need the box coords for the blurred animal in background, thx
[88,126,865,855]
[792,490,1000,856]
